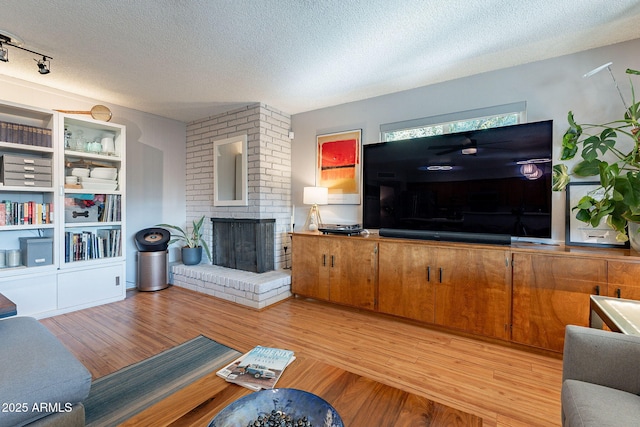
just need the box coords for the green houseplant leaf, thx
[552,164,570,191]
[572,159,602,177]
[560,112,581,161]
[580,130,616,161]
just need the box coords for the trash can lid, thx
[135,227,170,251]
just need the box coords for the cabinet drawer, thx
[1,154,52,167]
[2,178,52,187]
[2,171,52,181]
[2,163,52,174]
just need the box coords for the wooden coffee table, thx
[122,355,482,426]
[0,292,17,318]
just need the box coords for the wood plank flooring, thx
[40,286,563,427]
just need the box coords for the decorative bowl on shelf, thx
[208,388,343,427]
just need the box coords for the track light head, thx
[0,44,8,63]
[36,56,50,74]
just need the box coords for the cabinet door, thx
[291,234,329,300]
[607,260,640,300]
[512,253,606,352]
[378,242,435,323]
[434,247,511,340]
[0,273,57,317]
[58,263,125,309]
[329,239,377,310]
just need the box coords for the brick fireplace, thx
[184,103,292,270]
[171,103,293,308]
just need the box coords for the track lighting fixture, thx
[0,31,52,75]
[36,56,50,74]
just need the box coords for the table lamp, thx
[303,186,328,231]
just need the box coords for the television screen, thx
[362,120,553,240]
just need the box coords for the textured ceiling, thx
[1,1,640,123]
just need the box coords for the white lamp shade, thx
[303,186,328,205]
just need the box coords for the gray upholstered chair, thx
[562,325,640,426]
[0,316,91,426]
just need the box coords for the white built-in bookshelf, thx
[0,100,126,318]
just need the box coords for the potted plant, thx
[553,67,640,250]
[158,216,212,265]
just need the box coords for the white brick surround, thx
[185,103,292,269]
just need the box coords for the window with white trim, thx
[380,102,526,142]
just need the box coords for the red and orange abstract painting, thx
[317,129,361,204]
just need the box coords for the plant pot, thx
[181,246,203,265]
[629,222,640,252]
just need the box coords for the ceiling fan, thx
[429,135,477,155]
[429,134,513,156]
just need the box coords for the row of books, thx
[216,346,295,391]
[100,194,121,222]
[0,121,53,148]
[64,229,121,262]
[1,195,120,227]
[0,201,53,226]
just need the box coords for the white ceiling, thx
[2,1,640,123]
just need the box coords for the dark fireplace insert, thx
[210,218,275,273]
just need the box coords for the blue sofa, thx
[562,325,640,426]
[0,316,91,426]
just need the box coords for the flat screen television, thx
[362,120,553,244]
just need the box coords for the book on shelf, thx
[216,346,295,391]
[99,194,121,222]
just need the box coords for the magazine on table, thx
[216,346,295,390]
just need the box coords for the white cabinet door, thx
[0,273,57,317]
[58,263,125,309]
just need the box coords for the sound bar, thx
[378,228,512,245]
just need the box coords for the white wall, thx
[290,38,640,243]
[0,75,187,287]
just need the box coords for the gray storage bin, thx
[19,237,53,267]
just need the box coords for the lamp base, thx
[303,204,323,231]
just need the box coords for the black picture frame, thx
[565,182,629,248]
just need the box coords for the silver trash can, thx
[135,228,170,291]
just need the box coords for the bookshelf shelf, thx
[64,221,122,228]
[0,141,54,154]
[0,186,55,193]
[0,224,55,231]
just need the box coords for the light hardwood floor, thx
[41,286,563,426]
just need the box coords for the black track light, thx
[36,56,50,74]
[0,43,8,62]
[0,31,52,75]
